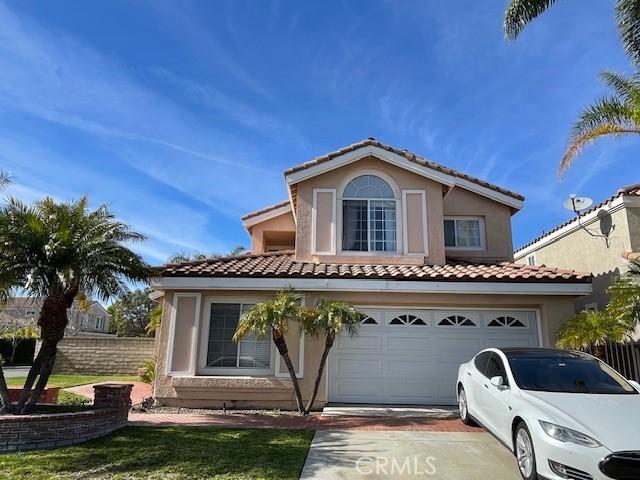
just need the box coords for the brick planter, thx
[0,384,132,453]
[8,387,60,404]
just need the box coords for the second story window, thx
[342,175,396,252]
[444,217,485,250]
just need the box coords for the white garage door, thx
[328,308,539,405]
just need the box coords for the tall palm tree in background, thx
[233,290,313,414]
[302,300,362,413]
[0,196,152,413]
[504,0,640,173]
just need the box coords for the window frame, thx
[198,298,276,376]
[337,171,402,255]
[443,216,486,251]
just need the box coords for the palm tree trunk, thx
[305,334,334,414]
[593,343,607,361]
[17,293,73,413]
[272,331,305,414]
[0,364,11,414]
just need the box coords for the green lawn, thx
[6,374,139,389]
[0,426,314,480]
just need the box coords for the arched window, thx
[342,175,396,252]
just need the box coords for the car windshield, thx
[508,355,638,394]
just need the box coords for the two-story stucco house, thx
[514,185,640,312]
[151,139,591,409]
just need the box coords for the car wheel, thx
[457,386,475,426]
[515,422,538,480]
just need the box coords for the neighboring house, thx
[151,138,591,409]
[514,185,640,312]
[0,297,112,335]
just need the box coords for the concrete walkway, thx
[66,381,151,405]
[300,430,520,480]
[128,412,480,431]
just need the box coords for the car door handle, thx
[467,372,471,376]
[484,384,489,389]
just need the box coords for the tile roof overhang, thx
[283,138,525,213]
[154,251,591,295]
[515,183,640,255]
[241,200,292,229]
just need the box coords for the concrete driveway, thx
[300,430,520,480]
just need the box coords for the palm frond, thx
[599,71,640,104]
[560,122,640,175]
[305,299,364,338]
[0,171,11,189]
[504,0,559,40]
[616,0,640,66]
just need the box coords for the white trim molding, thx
[166,292,202,376]
[402,190,429,256]
[311,188,337,255]
[152,277,592,296]
[285,145,523,210]
[243,203,293,230]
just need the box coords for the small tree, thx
[108,288,156,337]
[146,304,163,335]
[233,290,312,414]
[556,310,633,360]
[302,299,362,413]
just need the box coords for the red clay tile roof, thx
[241,200,291,221]
[284,138,524,202]
[159,251,590,283]
[516,183,640,252]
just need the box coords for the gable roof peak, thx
[283,138,524,208]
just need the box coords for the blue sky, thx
[0,0,636,264]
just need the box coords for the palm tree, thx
[233,290,312,414]
[167,245,246,264]
[302,299,362,413]
[556,310,633,360]
[559,71,640,174]
[0,196,152,413]
[504,0,640,67]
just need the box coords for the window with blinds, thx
[206,303,271,369]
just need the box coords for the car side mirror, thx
[628,380,640,392]
[491,375,508,390]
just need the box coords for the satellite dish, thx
[563,194,594,214]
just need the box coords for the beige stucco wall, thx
[248,212,296,254]
[154,288,580,410]
[515,206,633,310]
[443,187,514,261]
[294,155,447,264]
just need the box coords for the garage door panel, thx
[334,357,383,375]
[387,358,434,375]
[335,335,383,350]
[328,308,539,405]
[386,336,430,351]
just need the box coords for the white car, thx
[456,347,640,480]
